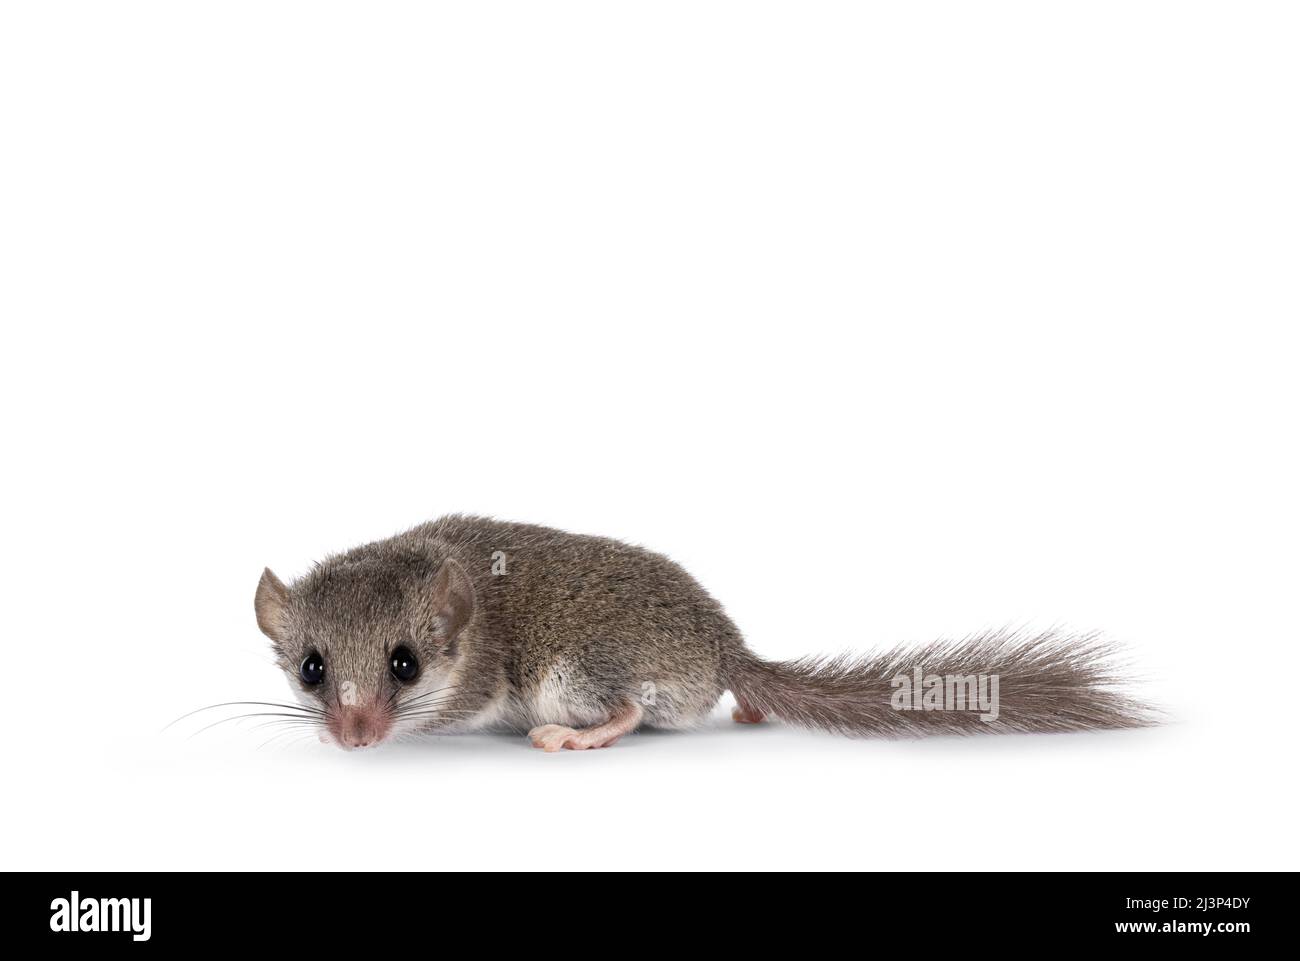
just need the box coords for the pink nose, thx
[337,708,388,749]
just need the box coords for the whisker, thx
[186,712,323,740]
[163,700,327,733]
[392,703,461,719]
[392,692,462,715]
[392,710,478,723]
[247,718,322,735]
[394,685,459,708]
[394,704,474,716]
[258,729,322,751]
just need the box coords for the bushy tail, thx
[724,629,1156,736]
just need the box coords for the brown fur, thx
[255,515,1154,747]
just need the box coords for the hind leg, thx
[732,693,766,724]
[529,702,644,752]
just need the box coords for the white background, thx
[2,2,1297,871]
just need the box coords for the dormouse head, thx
[254,551,476,749]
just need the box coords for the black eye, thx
[390,646,419,682]
[299,652,325,686]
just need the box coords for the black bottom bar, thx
[4,871,1286,951]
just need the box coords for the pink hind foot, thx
[528,703,644,752]
[732,696,766,724]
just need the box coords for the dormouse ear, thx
[429,557,476,644]
[254,567,290,642]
